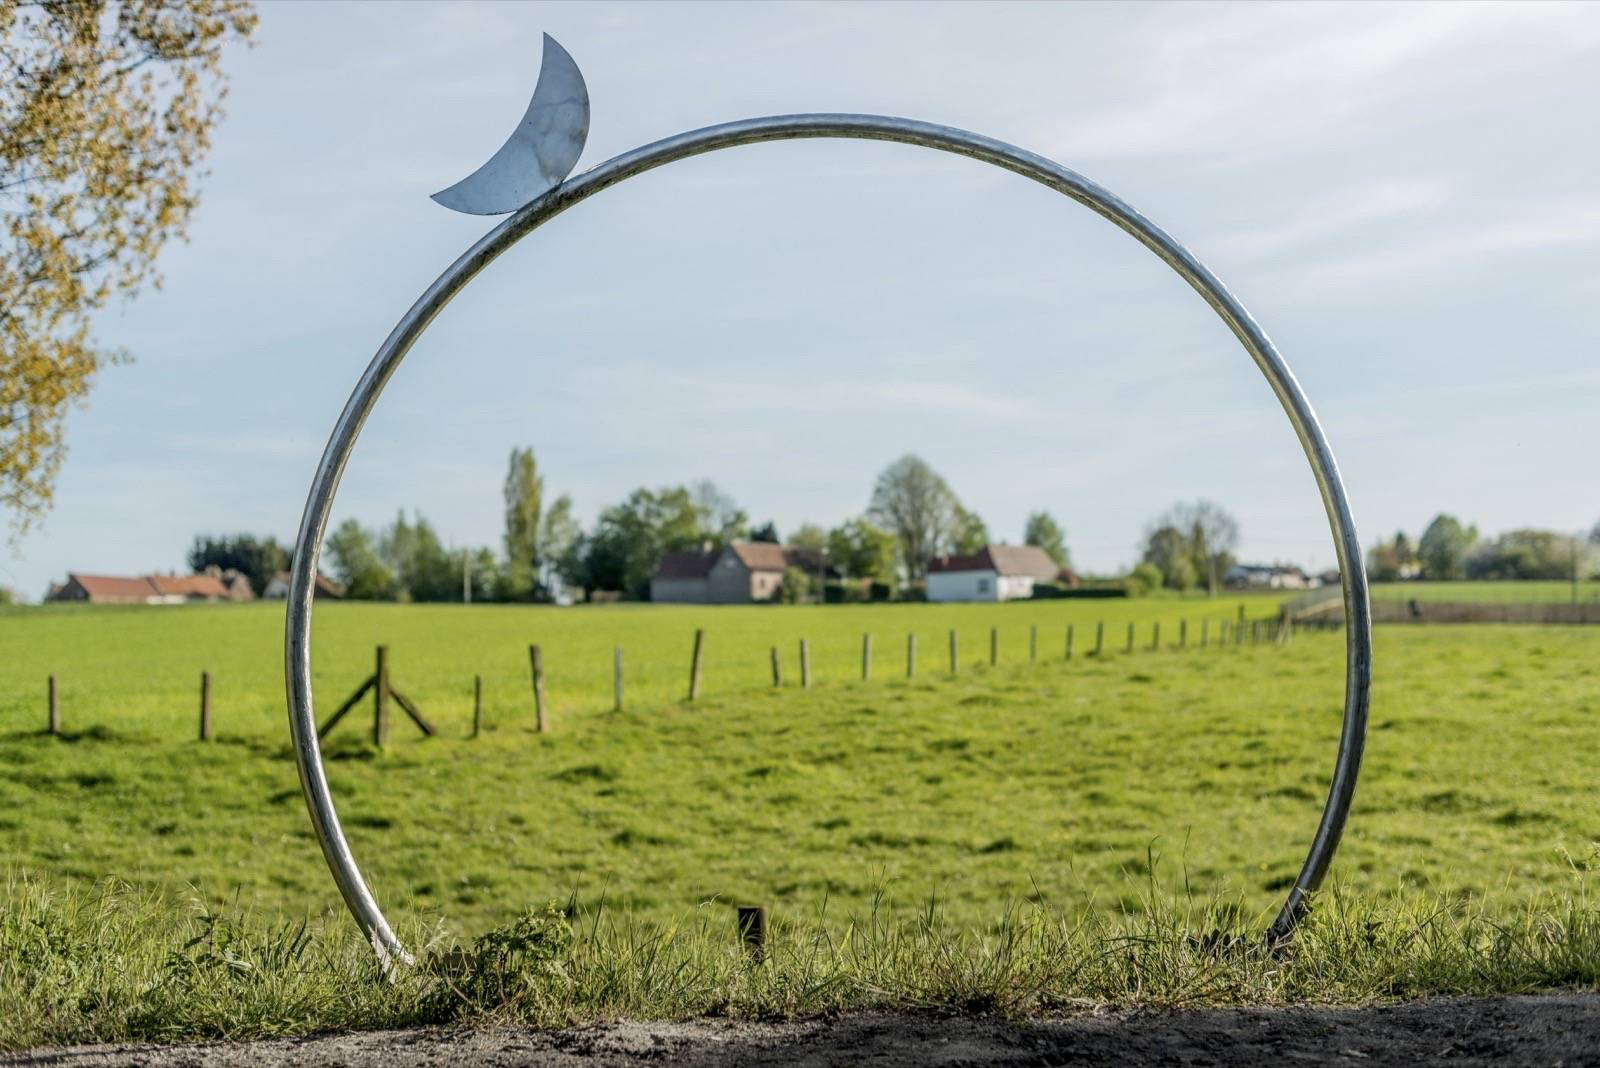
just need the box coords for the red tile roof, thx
[149,574,230,599]
[728,541,789,572]
[69,574,160,600]
[927,544,1060,580]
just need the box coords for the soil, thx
[6,995,1598,1067]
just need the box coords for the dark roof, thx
[927,544,1060,580]
[653,548,719,581]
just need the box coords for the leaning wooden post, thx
[861,633,872,681]
[1151,621,1161,652]
[613,646,624,711]
[374,645,391,747]
[990,627,999,667]
[799,638,811,689]
[906,633,917,678]
[199,671,213,742]
[48,675,59,736]
[1093,621,1104,657]
[770,646,782,687]
[1029,624,1038,664]
[949,629,959,674]
[688,629,705,702]
[1125,622,1135,654]
[472,675,482,738]
[529,644,547,732]
[1179,620,1187,649]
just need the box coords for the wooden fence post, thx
[906,633,917,678]
[199,671,212,742]
[529,644,548,732]
[473,675,482,738]
[48,675,59,736]
[613,646,624,711]
[862,633,873,681]
[990,627,999,667]
[1094,621,1104,657]
[770,646,782,687]
[1179,620,1187,649]
[688,629,705,702]
[1151,621,1160,651]
[1065,623,1074,660]
[375,645,391,747]
[949,629,959,674]
[1201,619,1209,648]
[1029,624,1038,664]
[1125,622,1135,654]
[799,638,811,689]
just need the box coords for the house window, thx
[976,577,991,594]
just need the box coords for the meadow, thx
[1,593,1598,1045]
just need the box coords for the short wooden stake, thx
[738,905,767,963]
[613,646,624,711]
[1151,621,1160,651]
[799,638,811,689]
[530,644,547,731]
[1201,619,1209,648]
[949,629,959,674]
[1125,622,1135,654]
[861,633,872,681]
[688,629,705,702]
[990,627,999,667]
[770,645,782,687]
[1282,619,1294,645]
[375,645,391,747]
[48,675,59,735]
[1094,621,1104,657]
[1179,620,1187,649]
[472,675,482,738]
[1065,623,1074,660]
[199,671,212,742]
[1029,624,1038,663]
[906,632,917,678]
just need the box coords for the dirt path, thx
[7,995,1599,1067]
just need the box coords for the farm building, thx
[262,571,346,600]
[45,568,255,605]
[1224,563,1315,590]
[926,544,1065,602]
[650,540,835,604]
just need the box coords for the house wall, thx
[996,575,1036,601]
[707,553,753,604]
[928,569,1001,602]
[650,577,710,603]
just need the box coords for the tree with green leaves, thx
[1,1,256,534]
[1418,514,1478,580]
[537,493,580,597]
[1141,500,1239,594]
[585,486,703,598]
[325,519,397,601]
[502,447,543,600]
[1023,511,1070,569]
[186,533,287,595]
[950,504,989,555]
[747,520,781,543]
[1141,524,1197,590]
[690,480,747,546]
[827,517,898,582]
[787,522,827,552]
[867,455,960,580]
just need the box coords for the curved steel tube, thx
[286,113,1373,962]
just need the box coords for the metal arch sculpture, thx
[285,35,1373,966]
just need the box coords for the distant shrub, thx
[1125,563,1163,598]
[868,581,894,602]
[1032,583,1127,600]
[898,582,928,602]
[780,566,811,605]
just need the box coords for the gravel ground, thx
[6,995,1599,1067]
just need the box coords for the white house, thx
[1223,563,1313,590]
[926,544,1062,602]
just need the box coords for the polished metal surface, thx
[288,112,1373,964]
[430,34,589,216]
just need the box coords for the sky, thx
[6,0,1599,599]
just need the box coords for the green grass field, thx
[1367,580,1600,604]
[1,595,1598,1045]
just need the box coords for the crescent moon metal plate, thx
[430,34,589,216]
[287,114,1373,966]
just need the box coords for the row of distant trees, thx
[1368,515,1600,583]
[1132,501,1242,595]
[188,451,1075,603]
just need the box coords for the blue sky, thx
[6,1,1599,598]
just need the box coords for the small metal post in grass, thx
[906,633,917,679]
[1125,622,1135,654]
[862,633,872,681]
[199,671,212,742]
[990,627,999,667]
[738,905,767,963]
[1029,624,1037,663]
[688,629,705,702]
[613,646,624,711]
[1151,621,1160,652]
[949,629,959,674]
[1065,623,1074,660]
[48,675,59,735]
[770,645,782,687]
[1094,621,1104,657]
[799,638,811,689]
[529,644,548,732]
[472,675,482,738]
